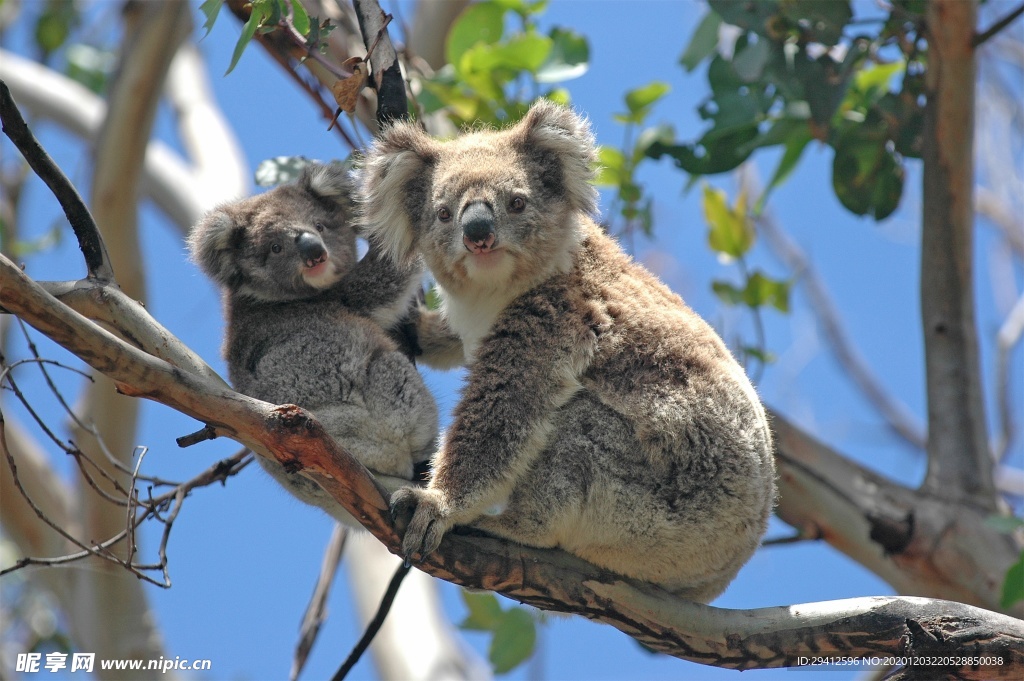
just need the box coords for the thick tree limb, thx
[2,256,1022,678]
[772,413,1022,617]
[920,0,996,509]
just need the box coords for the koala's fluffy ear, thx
[300,163,354,207]
[358,123,439,264]
[512,100,599,216]
[187,210,243,286]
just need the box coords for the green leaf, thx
[712,280,745,306]
[447,1,505,70]
[832,131,904,220]
[254,156,312,186]
[65,43,116,94]
[757,123,813,210]
[647,124,759,176]
[1000,551,1024,609]
[625,81,671,118]
[544,88,572,106]
[708,0,780,37]
[779,0,852,47]
[491,0,547,16]
[743,272,791,312]
[489,607,536,674]
[424,285,443,311]
[619,182,641,203]
[7,223,63,259]
[290,0,310,36]
[732,39,771,83]
[633,124,675,164]
[680,11,722,72]
[985,515,1024,533]
[593,146,626,187]
[742,345,777,364]
[199,0,223,39]
[536,27,589,83]
[852,61,904,97]
[226,0,273,75]
[702,185,754,258]
[494,32,552,73]
[459,591,504,631]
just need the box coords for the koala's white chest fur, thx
[438,286,512,360]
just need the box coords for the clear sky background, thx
[2,1,1022,680]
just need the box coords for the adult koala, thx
[358,102,776,602]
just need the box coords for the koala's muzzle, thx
[296,232,328,267]
[461,202,496,254]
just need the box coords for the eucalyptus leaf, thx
[680,11,722,72]
[447,1,505,71]
[227,0,273,75]
[702,185,754,258]
[536,27,589,83]
[460,590,504,631]
[254,156,312,187]
[489,607,536,674]
[625,81,671,119]
[594,146,626,187]
[289,0,310,35]
[200,0,223,39]
[1001,551,1024,609]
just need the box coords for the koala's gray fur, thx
[358,102,777,602]
[188,164,438,525]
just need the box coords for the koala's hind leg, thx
[362,349,440,466]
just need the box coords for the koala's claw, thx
[389,487,450,562]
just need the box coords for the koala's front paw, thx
[389,487,451,563]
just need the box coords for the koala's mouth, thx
[301,256,340,288]
[463,233,498,255]
[304,253,328,269]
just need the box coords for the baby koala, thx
[359,102,777,602]
[188,163,438,525]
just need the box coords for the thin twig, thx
[176,425,218,448]
[994,292,1024,462]
[0,80,113,280]
[331,562,411,681]
[974,2,1024,47]
[291,523,348,681]
[748,193,927,451]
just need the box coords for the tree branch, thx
[740,166,927,451]
[920,0,996,509]
[0,49,228,232]
[974,1,1024,46]
[771,410,1022,617]
[0,80,113,281]
[292,524,347,681]
[2,255,1022,676]
[352,0,407,125]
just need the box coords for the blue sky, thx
[2,1,1021,680]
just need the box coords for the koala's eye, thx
[437,207,452,222]
[509,196,526,213]
[271,243,282,254]
[315,222,325,232]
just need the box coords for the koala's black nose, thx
[296,232,327,265]
[461,202,495,244]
